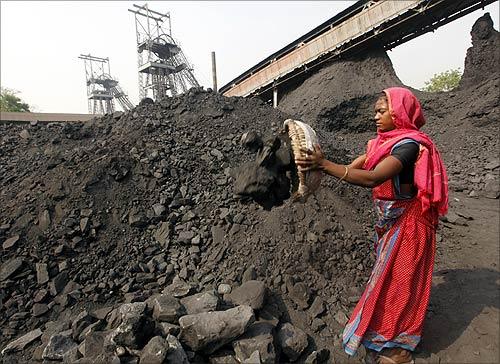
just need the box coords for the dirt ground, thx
[417,191,499,364]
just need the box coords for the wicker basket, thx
[283,119,322,201]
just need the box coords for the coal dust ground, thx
[1,13,499,364]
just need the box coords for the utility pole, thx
[211,51,218,93]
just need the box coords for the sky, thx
[1,1,499,114]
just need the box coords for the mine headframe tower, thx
[128,3,200,101]
[79,54,134,114]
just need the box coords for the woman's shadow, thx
[418,268,500,356]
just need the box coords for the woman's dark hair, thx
[378,92,388,102]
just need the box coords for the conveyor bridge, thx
[219,0,495,104]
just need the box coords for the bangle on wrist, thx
[338,166,349,182]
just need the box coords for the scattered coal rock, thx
[233,321,276,364]
[180,289,219,314]
[179,305,255,354]
[1,328,42,354]
[226,280,266,310]
[139,336,168,364]
[241,130,264,152]
[277,322,309,362]
[234,135,293,209]
[108,302,155,349]
[2,284,322,363]
[42,332,78,360]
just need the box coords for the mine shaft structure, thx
[128,3,200,101]
[79,54,134,114]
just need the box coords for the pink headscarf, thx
[364,87,448,216]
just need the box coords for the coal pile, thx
[1,12,499,364]
[459,12,500,89]
[1,86,374,362]
[278,47,403,132]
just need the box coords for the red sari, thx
[342,88,448,355]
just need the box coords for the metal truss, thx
[128,3,200,101]
[79,54,134,114]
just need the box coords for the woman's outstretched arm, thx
[296,146,402,188]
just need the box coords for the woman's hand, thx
[295,144,325,171]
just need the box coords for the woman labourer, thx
[296,87,448,364]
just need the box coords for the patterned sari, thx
[343,165,438,354]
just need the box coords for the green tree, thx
[0,87,31,112]
[422,69,462,92]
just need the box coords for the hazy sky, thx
[1,1,498,114]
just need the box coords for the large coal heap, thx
[0,89,290,299]
[1,86,375,362]
[278,47,403,131]
[1,13,499,364]
[459,13,500,89]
